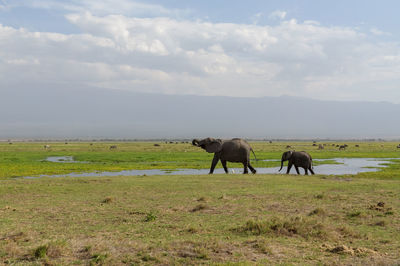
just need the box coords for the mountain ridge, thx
[1,87,399,139]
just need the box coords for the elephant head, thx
[279,150,293,172]
[192,138,223,153]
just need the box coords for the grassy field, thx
[0,141,400,265]
[1,141,400,179]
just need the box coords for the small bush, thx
[251,239,272,254]
[34,245,48,259]
[347,211,364,218]
[138,252,158,262]
[308,208,326,216]
[102,197,113,204]
[194,247,208,259]
[144,212,157,222]
[91,253,108,264]
[187,227,198,234]
[46,241,67,258]
[336,225,360,238]
[374,220,386,227]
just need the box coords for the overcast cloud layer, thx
[1,0,400,103]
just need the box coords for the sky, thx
[1,0,400,103]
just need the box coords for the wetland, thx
[1,141,400,265]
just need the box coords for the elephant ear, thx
[205,138,223,153]
[285,150,293,160]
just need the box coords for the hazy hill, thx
[1,87,399,139]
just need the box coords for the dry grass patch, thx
[323,243,379,257]
[190,203,209,212]
[234,215,351,240]
[308,207,326,216]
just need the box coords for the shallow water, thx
[22,157,396,179]
[45,156,85,163]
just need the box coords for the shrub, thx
[102,197,113,203]
[308,208,326,216]
[144,212,157,222]
[91,253,108,264]
[34,245,48,259]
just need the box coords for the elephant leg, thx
[286,163,293,174]
[243,161,249,174]
[209,154,220,174]
[248,162,257,174]
[309,167,315,175]
[304,168,309,175]
[294,166,300,175]
[221,160,228,174]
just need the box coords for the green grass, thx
[0,141,399,264]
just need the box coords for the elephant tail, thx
[251,148,258,161]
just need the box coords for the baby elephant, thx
[192,137,257,174]
[279,150,314,175]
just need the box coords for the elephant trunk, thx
[279,159,284,172]
[192,139,200,147]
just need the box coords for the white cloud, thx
[1,8,400,103]
[370,27,391,36]
[269,10,287,20]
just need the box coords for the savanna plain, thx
[0,141,399,265]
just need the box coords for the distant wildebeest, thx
[44,145,51,149]
[397,144,400,149]
[154,144,160,147]
[286,145,292,149]
[355,144,360,147]
[65,142,68,145]
[9,142,12,145]
[109,145,117,150]
[90,143,93,146]
[339,145,346,150]
[318,144,324,150]
[312,143,317,146]
[269,141,273,144]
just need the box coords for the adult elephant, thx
[279,151,314,175]
[192,138,257,174]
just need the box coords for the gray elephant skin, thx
[192,138,257,174]
[279,151,315,175]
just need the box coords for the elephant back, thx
[294,151,312,167]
